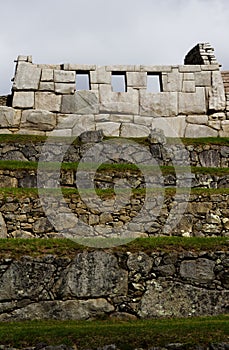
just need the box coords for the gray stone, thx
[0,213,7,238]
[138,280,227,318]
[12,92,34,108]
[0,107,21,128]
[180,258,215,283]
[140,91,178,117]
[120,123,149,137]
[21,110,56,131]
[39,82,55,92]
[186,115,208,125]
[90,66,111,84]
[127,72,147,87]
[127,252,152,274]
[55,83,75,94]
[35,92,61,112]
[54,70,75,83]
[57,251,128,298]
[41,68,54,81]
[61,91,99,114]
[178,88,206,114]
[0,299,114,321]
[209,71,226,111]
[96,122,120,136]
[79,130,104,143]
[166,70,183,92]
[185,124,218,137]
[219,121,229,137]
[151,116,186,137]
[13,62,41,90]
[71,115,95,136]
[182,81,196,93]
[194,71,211,86]
[199,150,220,167]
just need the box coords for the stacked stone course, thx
[0,43,228,138]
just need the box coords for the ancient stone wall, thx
[0,43,228,138]
[0,250,228,321]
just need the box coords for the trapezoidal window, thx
[76,71,91,90]
[147,73,162,93]
[111,72,127,92]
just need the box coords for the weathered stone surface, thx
[219,121,229,137]
[166,70,183,91]
[90,66,111,84]
[55,83,75,94]
[199,150,220,167]
[0,299,114,321]
[185,124,218,137]
[41,68,54,81]
[127,252,153,274]
[138,280,227,318]
[0,175,17,187]
[61,91,99,114]
[127,72,147,87]
[0,107,21,127]
[78,130,104,143]
[151,116,186,137]
[39,82,55,92]
[140,91,178,117]
[96,122,120,136]
[178,88,206,114]
[35,92,61,112]
[194,71,211,86]
[0,213,7,238]
[180,258,215,283]
[186,115,208,125]
[209,71,226,111]
[182,80,196,93]
[13,62,41,90]
[72,115,95,135]
[12,92,34,108]
[120,123,149,137]
[21,110,56,131]
[54,70,75,83]
[99,85,139,114]
[57,251,128,298]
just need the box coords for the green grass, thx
[0,134,228,146]
[0,237,228,258]
[0,316,228,349]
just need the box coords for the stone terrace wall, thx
[0,250,228,321]
[0,43,228,138]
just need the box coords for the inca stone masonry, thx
[0,42,229,138]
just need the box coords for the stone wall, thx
[0,250,228,321]
[0,43,228,138]
[0,190,228,239]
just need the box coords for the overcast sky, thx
[0,0,229,94]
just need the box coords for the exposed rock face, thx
[0,251,227,321]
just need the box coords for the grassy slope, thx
[0,316,228,349]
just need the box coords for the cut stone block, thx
[194,71,211,86]
[178,88,206,114]
[120,123,149,137]
[95,114,133,123]
[12,92,34,109]
[126,72,147,87]
[0,107,21,128]
[99,85,139,114]
[182,81,196,93]
[140,65,172,73]
[96,122,120,136]
[63,64,96,71]
[183,73,194,81]
[151,116,186,137]
[13,62,41,90]
[41,69,54,82]
[54,70,75,83]
[140,91,178,117]
[35,92,61,112]
[90,66,111,84]
[185,124,218,137]
[219,121,229,137]
[178,65,201,72]
[186,115,208,125]
[48,129,72,137]
[209,71,226,111]
[72,115,95,136]
[166,70,183,92]
[61,91,99,114]
[21,110,56,131]
[39,82,55,92]
[134,115,154,127]
[55,83,75,94]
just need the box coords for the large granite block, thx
[13,62,41,90]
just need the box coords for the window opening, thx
[111,72,127,92]
[147,73,162,92]
[76,71,90,90]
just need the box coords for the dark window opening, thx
[111,72,127,92]
[76,71,90,90]
[147,73,162,92]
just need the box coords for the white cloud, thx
[0,0,228,93]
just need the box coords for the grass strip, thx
[0,237,228,258]
[0,315,228,349]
